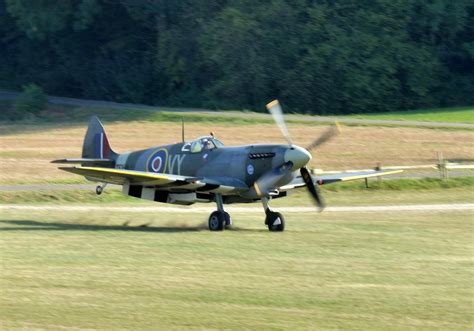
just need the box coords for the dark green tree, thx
[0,0,472,114]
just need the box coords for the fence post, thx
[437,152,448,181]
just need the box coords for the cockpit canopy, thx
[182,136,224,153]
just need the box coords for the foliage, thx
[0,1,473,114]
[14,83,47,116]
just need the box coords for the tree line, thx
[1,0,472,114]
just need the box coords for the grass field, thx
[349,106,474,124]
[1,208,472,330]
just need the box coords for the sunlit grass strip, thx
[348,106,474,123]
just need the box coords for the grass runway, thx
[1,208,472,330]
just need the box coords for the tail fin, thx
[82,116,117,160]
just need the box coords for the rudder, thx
[82,116,117,160]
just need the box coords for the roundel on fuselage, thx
[146,148,168,173]
[247,164,254,175]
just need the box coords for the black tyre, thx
[208,211,225,231]
[95,185,103,195]
[266,211,285,232]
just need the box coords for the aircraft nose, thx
[284,145,312,169]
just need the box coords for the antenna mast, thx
[181,118,185,143]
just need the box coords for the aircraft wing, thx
[279,170,403,191]
[58,166,245,193]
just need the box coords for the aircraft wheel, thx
[266,211,285,232]
[95,185,103,195]
[208,211,225,231]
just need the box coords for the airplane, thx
[52,100,402,232]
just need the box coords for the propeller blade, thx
[306,122,341,152]
[254,161,293,197]
[266,100,293,146]
[300,166,325,211]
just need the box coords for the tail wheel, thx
[95,185,103,195]
[208,211,225,231]
[266,211,285,232]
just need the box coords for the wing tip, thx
[266,99,279,110]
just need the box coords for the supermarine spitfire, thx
[53,100,401,231]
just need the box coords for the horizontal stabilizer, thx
[51,158,115,166]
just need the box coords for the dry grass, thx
[0,209,472,330]
[1,121,473,183]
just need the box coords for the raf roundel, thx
[151,156,163,172]
[247,164,254,175]
[147,148,168,173]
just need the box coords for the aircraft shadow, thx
[0,220,207,233]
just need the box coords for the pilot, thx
[203,139,213,150]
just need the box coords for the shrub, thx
[14,83,48,115]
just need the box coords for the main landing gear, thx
[207,195,285,232]
[262,197,285,232]
[208,194,232,231]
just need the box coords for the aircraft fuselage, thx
[114,138,311,193]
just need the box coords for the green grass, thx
[2,100,473,128]
[349,106,474,123]
[0,208,472,330]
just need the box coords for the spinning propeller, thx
[265,100,341,211]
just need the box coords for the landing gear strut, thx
[262,197,285,232]
[208,193,232,231]
[95,183,107,195]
